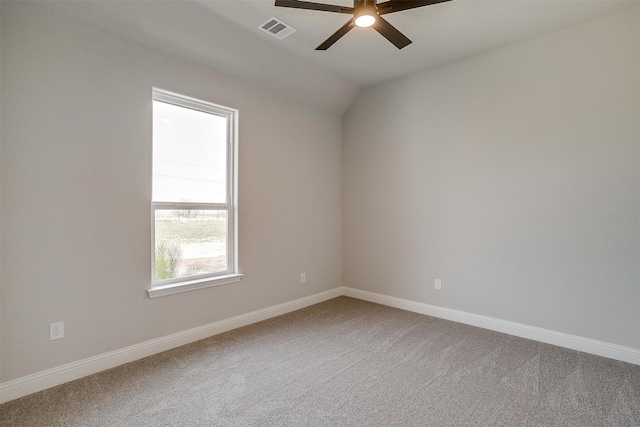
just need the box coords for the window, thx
[148,89,241,298]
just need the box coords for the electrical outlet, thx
[301,272,306,283]
[435,279,442,290]
[50,321,64,341]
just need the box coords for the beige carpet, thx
[1,296,639,426]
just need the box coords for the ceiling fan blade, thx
[274,0,354,14]
[316,19,355,50]
[377,0,453,15]
[372,16,412,49]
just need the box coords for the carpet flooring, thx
[1,296,639,426]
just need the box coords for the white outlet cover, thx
[435,279,442,290]
[50,321,64,341]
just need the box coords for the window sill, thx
[147,274,243,299]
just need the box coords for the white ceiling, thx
[39,0,637,115]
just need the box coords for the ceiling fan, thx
[274,0,452,50]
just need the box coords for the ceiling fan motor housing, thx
[357,0,378,8]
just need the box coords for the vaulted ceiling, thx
[41,0,637,114]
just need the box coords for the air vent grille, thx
[259,17,297,40]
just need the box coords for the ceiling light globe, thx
[354,5,377,28]
[355,14,376,27]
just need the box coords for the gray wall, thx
[343,6,640,349]
[0,2,342,382]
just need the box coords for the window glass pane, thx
[153,100,227,203]
[154,209,228,281]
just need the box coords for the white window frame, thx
[148,88,242,299]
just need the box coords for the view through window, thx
[152,89,237,286]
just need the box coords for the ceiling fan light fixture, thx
[275,0,452,50]
[354,6,377,28]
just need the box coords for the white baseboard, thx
[3,285,639,404]
[0,287,343,404]
[342,287,640,366]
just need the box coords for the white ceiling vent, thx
[259,17,297,40]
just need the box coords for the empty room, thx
[1,0,639,425]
